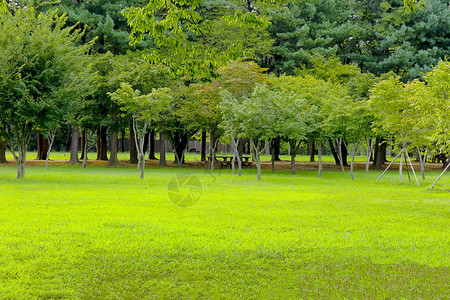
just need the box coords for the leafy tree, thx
[236,84,278,180]
[109,83,172,179]
[123,0,280,79]
[0,2,94,178]
[181,82,223,171]
[370,76,422,184]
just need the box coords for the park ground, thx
[0,155,448,298]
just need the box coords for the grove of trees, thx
[0,0,448,185]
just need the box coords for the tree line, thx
[0,0,448,181]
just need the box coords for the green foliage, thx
[267,0,353,74]
[109,83,172,124]
[0,1,94,164]
[122,0,284,79]
[22,0,153,54]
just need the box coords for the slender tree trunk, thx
[17,141,27,179]
[271,139,275,173]
[350,145,357,181]
[149,129,157,160]
[120,130,125,152]
[210,131,216,172]
[45,132,56,170]
[329,139,340,165]
[250,139,263,180]
[231,137,242,176]
[417,147,426,180]
[107,130,119,165]
[143,131,150,155]
[98,127,108,161]
[318,140,323,178]
[96,128,101,160]
[0,141,7,163]
[82,141,88,169]
[69,125,79,165]
[341,142,348,166]
[308,141,315,162]
[290,154,296,175]
[80,130,86,161]
[336,138,345,172]
[159,133,166,166]
[201,130,207,162]
[366,138,373,174]
[129,124,138,164]
[82,131,94,169]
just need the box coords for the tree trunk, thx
[271,139,275,173]
[36,133,49,160]
[0,141,7,163]
[329,139,340,165]
[365,138,373,174]
[69,125,79,165]
[318,140,322,178]
[120,130,125,152]
[341,142,348,166]
[129,124,138,164]
[336,138,345,172]
[17,141,27,179]
[350,145,356,181]
[210,131,217,172]
[273,138,281,161]
[250,139,263,180]
[159,133,166,166]
[308,141,315,162]
[148,129,157,160]
[80,130,86,161]
[98,127,108,161]
[82,130,94,169]
[96,127,101,160]
[107,130,119,165]
[45,132,56,170]
[168,131,189,169]
[417,147,426,180]
[374,138,387,170]
[201,130,206,162]
[143,131,150,155]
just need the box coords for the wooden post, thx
[399,153,404,182]
[377,149,404,183]
[405,151,420,186]
[430,162,449,189]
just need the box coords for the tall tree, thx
[0,2,94,178]
[109,83,172,179]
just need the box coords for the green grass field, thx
[0,165,449,299]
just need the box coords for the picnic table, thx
[206,155,252,169]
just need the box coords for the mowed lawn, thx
[0,165,448,299]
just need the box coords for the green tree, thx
[236,84,278,180]
[109,83,172,179]
[0,2,94,178]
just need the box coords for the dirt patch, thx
[0,159,445,171]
